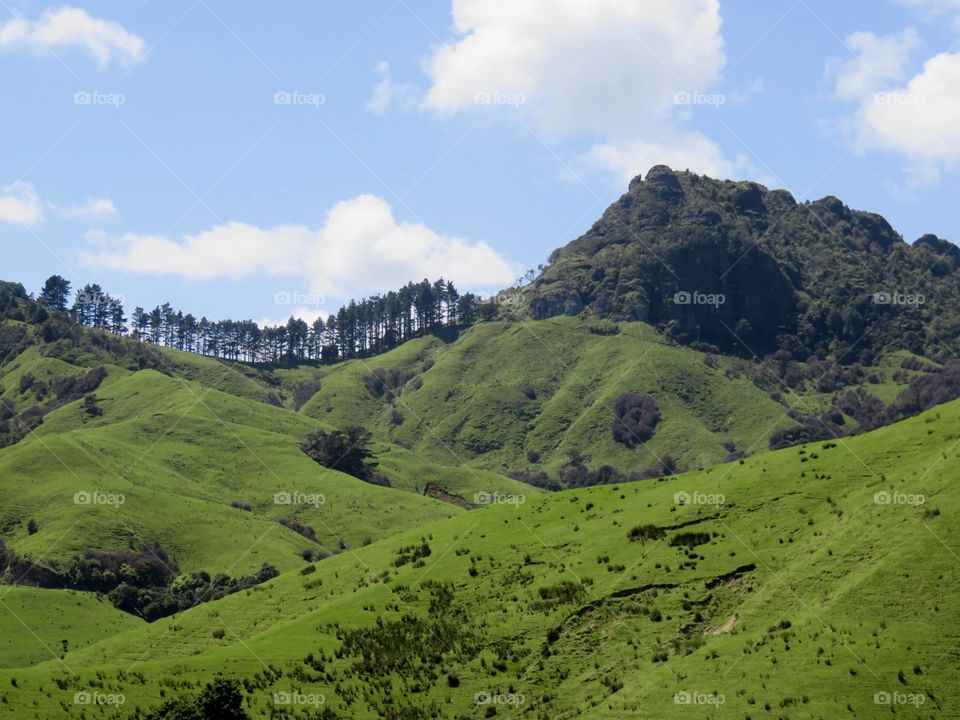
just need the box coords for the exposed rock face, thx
[528,167,960,358]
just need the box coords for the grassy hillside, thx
[300,317,918,477]
[0,587,143,669]
[1,397,955,718]
[1,350,510,581]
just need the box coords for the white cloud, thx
[256,307,329,329]
[365,61,419,114]
[861,52,960,167]
[830,28,960,182]
[81,195,517,297]
[0,6,145,69]
[425,0,725,134]
[56,197,117,220]
[827,29,921,101]
[422,0,736,180]
[586,132,740,184]
[82,223,309,280]
[0,181,43,226]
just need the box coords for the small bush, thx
[612,393,661,447]
[628,524,665,542]
[669,532,711,548]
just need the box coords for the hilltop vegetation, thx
[526,165,960,360]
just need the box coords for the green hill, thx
[0,396,955,717]
[298,316,925,477]
[0,587,144,669]
[2,205,958,719]
[0,364,467,572]
[527,165,960,361]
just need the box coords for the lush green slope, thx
[0,313,536,589]
[302,318,807,474]
[2,397,955,718]
[0,366,469,574]
[0,587,143,669]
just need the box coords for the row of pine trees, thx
[37,275,487,363]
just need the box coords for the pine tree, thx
[38,275,71,310]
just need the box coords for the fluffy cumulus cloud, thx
[0,182,43,226]
[830,28,960,182]
[861,53,960,168]
[257,307,329,329]
[81,195,517,297]
[0,6,145,69]
[423,0,736,181]
[587,132,746,184]
[827,29,921,101]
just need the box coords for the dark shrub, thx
[669,532,711,547]
[277,517,317,541]
[362,367,414,398]
[628,525,665,542]
[292,379,322,410]
[301,426,381,482]
[612,393,661,447]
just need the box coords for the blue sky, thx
[2,0,959,326]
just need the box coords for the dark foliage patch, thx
[612,392,661,447]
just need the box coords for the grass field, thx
[0,363,471,576]
[0,312,947,718]
[299,318,802,474]
[0,587,143,669]
[0,396,954,717]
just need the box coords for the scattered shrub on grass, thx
[628,525,665,542]
[612,393,661,447]
[669,532,711,548]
